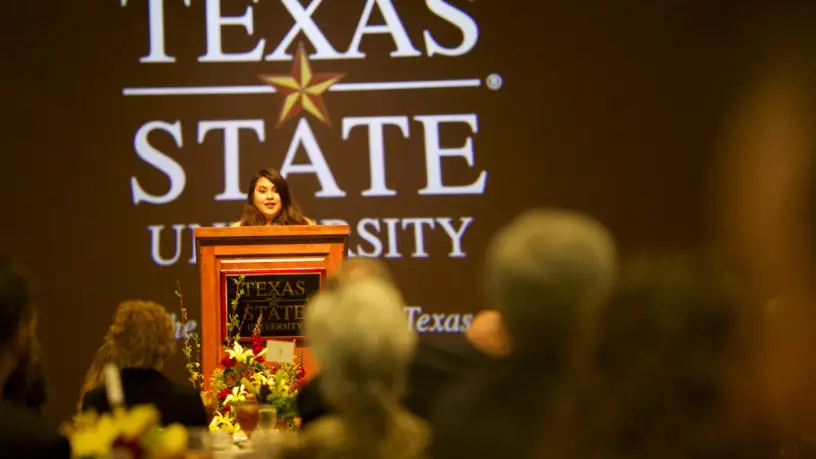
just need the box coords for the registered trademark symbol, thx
[485,73,503,90]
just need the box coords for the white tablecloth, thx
[210,430,288,458]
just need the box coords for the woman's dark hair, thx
[3,340,46,412]
[0,257,34,347]
[239,168,308,226]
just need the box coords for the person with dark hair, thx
[232,168,315,227]
[2,339,47,413]
[0,257,69,457]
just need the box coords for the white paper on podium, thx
[266,340,295,364]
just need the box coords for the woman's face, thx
[253,176,282,222]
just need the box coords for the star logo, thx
[258,42,345,129]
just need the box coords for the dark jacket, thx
[429,360,556,459]
[2,351,46,412]
[81,367,209,428]
[297,332,492,426]
[0,399,70,458]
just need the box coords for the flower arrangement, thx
[243,353,305,421]
[175,281,203,390]
[65,405,187,458]
[187,276,306,434]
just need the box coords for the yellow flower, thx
[69,410,100,432]
[250,347,268,362]
[69,415,119,457]
[209,414,222,431]
[226,342,253,364]
[275,373,292,395]
[69,405,167,456]
[209,411,236,433]
[158,424,188,453]
[251,372,270,387]
[117,405,161,439]
[224,384,248,406]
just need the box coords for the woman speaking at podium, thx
[231,168,315,227]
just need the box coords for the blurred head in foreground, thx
[712,6,816,436]
[306,278,415,410]
[484,208,617,362]
[303,277,422,457]
[323,258,396,291]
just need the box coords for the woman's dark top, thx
[81,367,209,428]
[3,344,46,412]
[429,360,557,459]
[0,399,70,458]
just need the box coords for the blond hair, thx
[103,300,176,369]
[77,300,176,413]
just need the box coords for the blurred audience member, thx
[0,258,69,457]
[430,209,617,459]
[713,4,815,448]
[80,300,208,427]
[281,277,425,459]
[546,251,769,458]
[3,339,46,413]
[322,258,396,291]
[298,259,507,426]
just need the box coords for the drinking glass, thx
[186,427,214,457]
[258,406,277,430]
[254,406,285,456]
[234,401,260,440]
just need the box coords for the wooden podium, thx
[194,225,349,386]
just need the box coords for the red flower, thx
[296,367,306,379]
[295,379,306,391]
[220,355,236,368]
[216,389,231,400]
[255,355,265,364]
[112,437,144,457]
[251,336,265,355]
[268,363,280,374]
[221,404,231,414]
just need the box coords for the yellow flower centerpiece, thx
[197,277,306,437]
[66,405,187,458]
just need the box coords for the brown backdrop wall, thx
[0,0,771,423]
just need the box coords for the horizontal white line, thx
[122,78,481,96]
[124,86,274,96]
[332,79,481,91]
